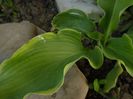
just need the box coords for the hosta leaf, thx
[86,32,103,40]
[84,46,103,69]
[98,0,133,34]
[103,34,133,77]
[103,62,123,93]
[127,26,133,41]
[52,9,95,35]
[0,29,103,99]
[93,79,100,92]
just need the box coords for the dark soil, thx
[77,59,133,99]
[0,0,58,31]
[0,0,133,99]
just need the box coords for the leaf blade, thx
[98,0,133,33]
[0,29,103,99]
[52,9,95,34]
[103,62,123,93]
[103,34,133,77]
[85,46,103,69]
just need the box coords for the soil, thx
[77,59,133,99]
[0,0,58,31]
[0,0,133,99]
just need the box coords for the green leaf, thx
[98,0,133,33]
[84,46,103,69]
[103,34,133,77]
[127,26,133,41]
[86,31,103,40]
[0,29,103,99]
[93,79,100,92]
[103,62,123,93]
[52,9,95,34]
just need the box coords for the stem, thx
[103,28,111,45]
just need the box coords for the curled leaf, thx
[103,62,123,93]
[0,29,103,99]
[103,34,133,77]
[52,9,95,34]
[86,31,103,40]
[84,46,103,69]
[98,0,133,33]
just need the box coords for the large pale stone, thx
[0,21,44,62]
[55,0,103,20]
[27,65,89,99]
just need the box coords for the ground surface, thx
[0,0,58,31]
[0,0,133,99]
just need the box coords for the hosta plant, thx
[0,0,133,99]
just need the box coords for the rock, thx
[55,0,103,21]
[27,65,89,99]
[0,21,44,63]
